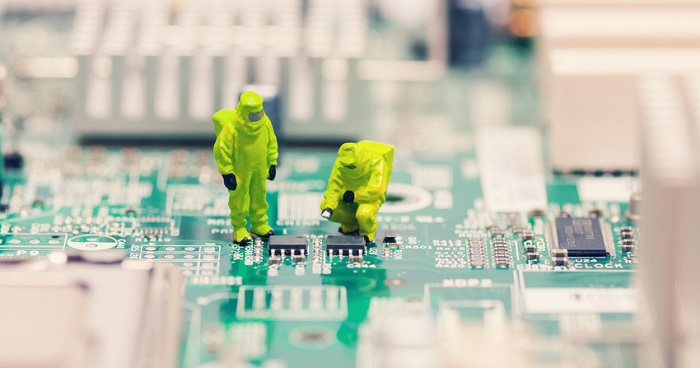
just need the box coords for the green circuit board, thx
[0,141,640,367]
[0,12,642,365]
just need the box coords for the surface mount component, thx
[268,235,308,256]
[491,238,511,268]
[620,227,634,240]
[468,238,486,268]
[382,230,397,243]
[621,239,636,253]
[521,230,535,241]
[489,226,505,238]
[548,217,613,257]
[550,249,570,266]
[326,235,366,256]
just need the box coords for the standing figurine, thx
[213,91,278,245]
[320,141,394,243]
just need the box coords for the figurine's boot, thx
[233,227,252,245]
[251,223,274,239]
[356,202,380,243]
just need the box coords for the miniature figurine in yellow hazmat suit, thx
[213,91,278,244]
[320,141,394,242]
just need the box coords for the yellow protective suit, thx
[213,91,278,244]
[320,141,394,242]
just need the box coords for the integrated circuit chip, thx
[268,236,308,255]
[326,235,366,255]
[550,217,610,257]
[382,230,397,243]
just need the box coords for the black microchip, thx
[268,236,308,255]
[382,230,397,243]
[326,235,366,255]
[554,217,608,257]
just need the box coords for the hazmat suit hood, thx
[235,91,267,135]
[337,143,370,180]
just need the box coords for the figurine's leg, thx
[355,201,381,242]
[249,172,273,238]
[228,174,252,244]
[329,203,360,234]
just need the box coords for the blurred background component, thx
[637,71,700,368]
[0,252,183,368]
[537,0,700,173]
[0,0,528,146]
[70,0,371,143]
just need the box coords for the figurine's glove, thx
[343,191,354,203]
[222,173,237,191]
[268,165,277,181]
[321,208,333,219]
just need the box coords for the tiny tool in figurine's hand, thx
[268,165,276,181]
[222,173,237,191]
[321,208,333,219]
[343,191,354,203]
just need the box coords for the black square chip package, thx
[553,217,609,257]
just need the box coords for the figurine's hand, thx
[343,191,354,203]
[222,173,237,191]
[321,208,333,219]
[268,165,277,181]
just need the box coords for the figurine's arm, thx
[354,160,385,204]
[213,124,235,175]
[267,123,278,167]
[320,160,344,211]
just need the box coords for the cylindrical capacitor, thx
[626,191,642,222]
